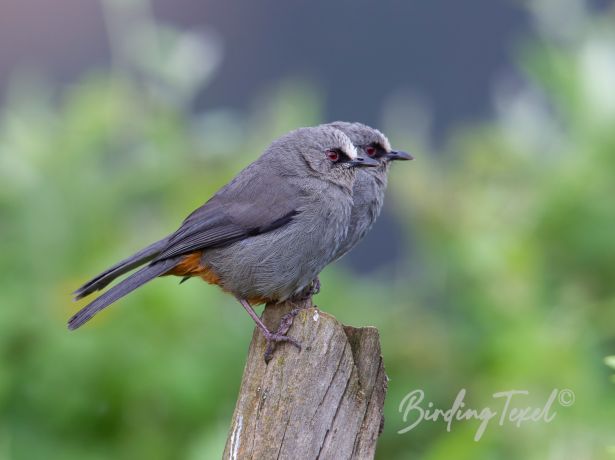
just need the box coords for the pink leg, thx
[236,297,301,363]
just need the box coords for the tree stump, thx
[223,299,388,460]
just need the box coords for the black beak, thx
[349,155,379,168]
[386,150,414,161]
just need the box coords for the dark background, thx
[0,0,529,136]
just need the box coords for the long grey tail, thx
[73,238,168,300]
[68,258,177,330]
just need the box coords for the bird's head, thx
[326,122,413,176]
[268,126,379,189]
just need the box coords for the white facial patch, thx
[373,128,392,152]
[339,135,358,159]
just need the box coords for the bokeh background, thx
[1,0,614,458]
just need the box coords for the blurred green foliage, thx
[0,1,614,459]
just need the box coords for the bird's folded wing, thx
[152,164,302,261]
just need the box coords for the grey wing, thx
[152,165,302,261]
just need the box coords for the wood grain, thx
[224,299,387,459]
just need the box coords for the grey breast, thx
[332,167,388,262]
[202,174,354,302]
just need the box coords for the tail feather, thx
[68,258,177,330]
[73,239,168,300]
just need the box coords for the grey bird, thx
[281,122,412,324]
[326,121,413,264]
[69,126,378,360]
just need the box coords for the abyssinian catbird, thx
[69,126,378,359]
[326,121,412,262]
[294,122,412,297]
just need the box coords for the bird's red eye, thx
[366,146,377,157]
[326,150,340,162]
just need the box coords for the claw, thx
[311,277,321,296]
[263,331,301,363]
[263,308,303,363]
[293,277,321,302]
[235,296,304,363]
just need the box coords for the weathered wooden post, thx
[224,298,388,459]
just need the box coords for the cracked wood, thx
[224,299,387,460]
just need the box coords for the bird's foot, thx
[263,315,302,363]
[263,306,309,362]
[310,277,321,296]
[294,277,321,302]
[236,296,303,363]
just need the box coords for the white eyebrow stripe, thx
[373,128,392,152]
[342,137,358,159]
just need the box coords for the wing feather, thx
[153,164,302,262]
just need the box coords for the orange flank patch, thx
[165,252,221,286]
[165,252,275,305]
